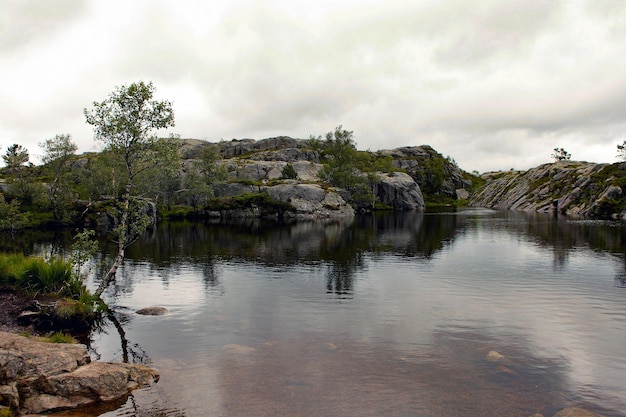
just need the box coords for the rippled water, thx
[21,209,626,416]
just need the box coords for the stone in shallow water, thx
[552,407,599,417]
[485,350,505,362]
[223,344,256,354]
[135,306,169,316]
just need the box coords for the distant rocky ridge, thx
[177,136,472,219]
[469,160,626,219]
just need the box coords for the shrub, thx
[281,163,298,179]
[0,406,14,417]
[162,205,196,219]
[373,202,393,211]
[206,192,295,212]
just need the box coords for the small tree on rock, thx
[617,140,626,161]
[551,148,571,162]
[281,163,298,180]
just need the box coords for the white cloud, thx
[1,0,626,172]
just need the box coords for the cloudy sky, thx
[1,0,626,173]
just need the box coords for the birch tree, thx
[84,81,175,297]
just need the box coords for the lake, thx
[13,208,626,416]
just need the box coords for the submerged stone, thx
[485,350,505,362]
[135,306,169,316]
[552,407,600,417]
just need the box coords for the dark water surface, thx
[14,209,626,416]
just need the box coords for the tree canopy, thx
[3,144,29,170]
[551,148,571,162]
[617,140,626,161]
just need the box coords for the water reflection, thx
[613,253,626,288]
[5,209,626,267]
[4,210,626,416]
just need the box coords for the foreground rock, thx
[0,331,158,415]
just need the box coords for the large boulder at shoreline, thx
[375,172,425,210]
[0,331,158,415]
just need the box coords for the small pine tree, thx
[551,148,571,161]
[617,140,626,161]
[281,163,298,180]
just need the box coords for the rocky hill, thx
[176,136,474,219]
[469,160,626,219]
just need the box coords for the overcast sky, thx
[1,0,626,173]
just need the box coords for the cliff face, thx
[469,161,626,218]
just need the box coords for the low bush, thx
[206,192,295,212]
[162,205,196,219]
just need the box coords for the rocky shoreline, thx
[0,330,159,416]
[0,288,159,416]
[469,161,626,219]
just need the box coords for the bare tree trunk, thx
[94,183,131,298]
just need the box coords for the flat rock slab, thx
[0,331,159,414]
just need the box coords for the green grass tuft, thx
[45,331,77,344]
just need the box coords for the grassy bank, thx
[0,253,101,329]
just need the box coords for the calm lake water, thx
[11,208,626,417]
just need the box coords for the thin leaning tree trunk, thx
[94,184,131,298]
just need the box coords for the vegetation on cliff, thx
[469,161,626,219]
[1,131,472,233]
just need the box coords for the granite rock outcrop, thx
[469,161,626,218]
[178,137,475,216]
[0,331,158,415]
